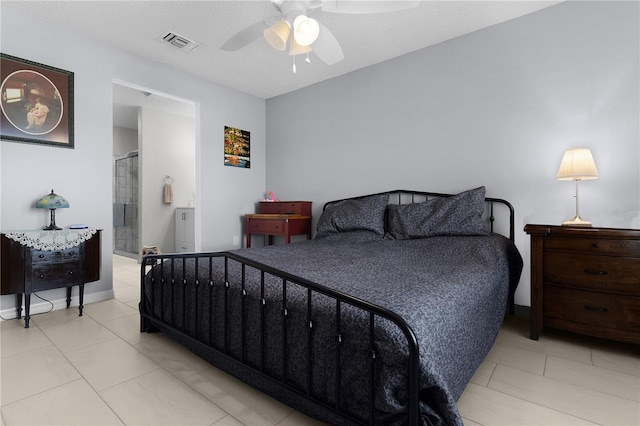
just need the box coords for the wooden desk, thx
[245,201,312,248]
[1,229,101,328]
[245,214,311,248]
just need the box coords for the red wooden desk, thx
[244,214,311,248]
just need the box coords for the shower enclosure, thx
[113,151,138,257]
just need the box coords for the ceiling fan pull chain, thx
[292,55,297,73]
[305,52,311,64]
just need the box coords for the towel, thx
[164,183,173,204]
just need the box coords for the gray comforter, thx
[142,230,522,425]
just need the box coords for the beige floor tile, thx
[28,306,84,329]
[1,379,123,425]
[469,360,496,387]
[488,364,640,425]
[277,410,329,426]
[497,318,592,365]
[42,315,118,353]
[114,267,140,287]
[545,355,640,402]
[113,280,140,303]
[461,417,482,426]
[591,345,640,377]
[183,365,294,426]
[0,320,51,358]
[458,382,597,425]
[102,313,147,345]
[100,368,227,425]
[84,298,138,323]
[1,345,81,406]
[213,415,245,425]
[65,337,159,391]
[134,332,212,380]
[485,342,546,375]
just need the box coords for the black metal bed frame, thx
[139,190,515,425]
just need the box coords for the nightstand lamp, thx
[557,148,598,227]
[35,189,69,230]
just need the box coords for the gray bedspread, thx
[142,230,522,425]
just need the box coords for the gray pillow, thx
[316,193,389,239]
[386,187,489,239]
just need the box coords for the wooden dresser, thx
[245,201,312,248]
[1,229,101,328]
[525,225,640,344]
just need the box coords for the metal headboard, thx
[323,189,516,242]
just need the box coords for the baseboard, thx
[0,289,115,321]
[513,304,530,319]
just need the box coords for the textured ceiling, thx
[4,1,561,100]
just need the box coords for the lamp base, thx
[562,214,592,227]
[42,209,61,231]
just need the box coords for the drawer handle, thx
[584,269,608,276]
[39,274,45,279]
[69,270,74,275]
[592,243,600,249]
[39,254,45,259]
[69,252,75,256]
[584,305,608,313]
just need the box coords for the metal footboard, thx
[140,251,420,425]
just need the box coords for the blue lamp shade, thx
[36,190,69,230]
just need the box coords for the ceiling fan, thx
[220,0,420,68]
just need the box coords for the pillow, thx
[386,187,488,239]
[316,193,389,239]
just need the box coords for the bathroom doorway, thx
[112,82,195,258]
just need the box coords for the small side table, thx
[1,229,101,328]
[245,214,312,248]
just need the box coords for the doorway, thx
[112,82,196,258]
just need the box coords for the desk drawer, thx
[544,285,640,331]
[32,248,80,265]
[544,252,640,294]
[248,219,285,235]
[545,237,640,256]
[31,261,81,291]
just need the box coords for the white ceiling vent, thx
[159,32,201,53]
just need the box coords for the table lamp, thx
[557,148,598,227]
[35,190,69,230]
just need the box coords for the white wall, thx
[265,1,640,307]
[1,6,266,312]
[113,126,137,157]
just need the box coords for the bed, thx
[139,188,523,425]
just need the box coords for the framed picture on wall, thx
[0,53,74,148]
[224,126,250,168]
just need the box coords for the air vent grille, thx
[159,32,201,53]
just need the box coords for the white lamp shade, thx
[289,35,312,55]
[293,15,320,46]
[557,148,599,181]
[264,19,290,51]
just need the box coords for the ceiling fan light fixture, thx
[289,35,312,55]
[264,19,290,51]
[293,15,319,46]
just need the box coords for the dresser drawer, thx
[31,261,82,291]
[248,219,285,235]
[32,248,80,265]
[544,252,640,294]
[545,237,640,256]
[544,285,640,332]
[259,201,311,215]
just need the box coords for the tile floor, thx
[1,254,638,425]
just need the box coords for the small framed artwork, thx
[0,53,74,148]
[224,126,250,168]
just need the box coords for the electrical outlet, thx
[233,236,239,246]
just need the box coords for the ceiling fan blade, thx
[220,19,270,51]
[312,22,344,65]
[319,0,420,14]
